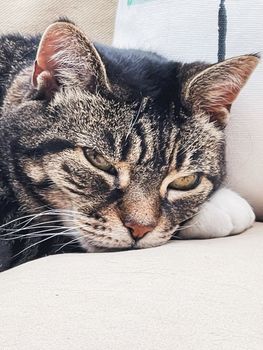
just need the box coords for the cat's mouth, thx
[59,207,178,252]
[75,224,178,252]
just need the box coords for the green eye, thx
[84,149,116,175]
[168,174,200,191]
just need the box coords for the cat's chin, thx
[81,242,134,253]
[79,225,178,253]
[77,233,135,253]
[135,226,178,249]
[84,243,163,253]
[86,245,134,253]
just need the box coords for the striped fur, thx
[0,21,259,271]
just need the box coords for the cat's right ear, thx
[182,54,260,126]
[32,22,111,98]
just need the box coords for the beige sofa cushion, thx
[0,0,117,44]
[1,223,263,350]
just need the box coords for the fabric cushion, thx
[0,0,117,44]
[113,0,263,220]
[0,222,263,350]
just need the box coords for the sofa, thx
[0,1,262,349]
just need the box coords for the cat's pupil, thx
[95,154,105,164]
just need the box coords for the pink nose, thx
[124,221,155,240]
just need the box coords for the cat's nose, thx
[124,221,155,240]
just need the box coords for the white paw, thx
[178,188,255,239]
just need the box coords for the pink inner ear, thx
[32,22,112,94]
[207,89,237,111]
[32,60,44,87]
[32,26,65,88]
[201,84,240,124]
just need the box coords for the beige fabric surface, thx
[0,223,263,350]
[0,0,117,44]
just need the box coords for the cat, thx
[0,19,259,271]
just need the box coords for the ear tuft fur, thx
[55,16,76,25]
[183,54,260,125]
[32,22,111,98]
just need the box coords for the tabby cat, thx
[0,19,259,271]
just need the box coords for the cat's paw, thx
[177,188,255,239]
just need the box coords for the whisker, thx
[11,227,79,259]
[171,234,184,240]
[1,215,83,237]
[55,237,81,253]
[1,226,77,241]
[1,219,85,237]
[1,208,99,232]
[0,209,61,231]
[0,209,72,230]
[0,213,40,230]
[176,223,197,231]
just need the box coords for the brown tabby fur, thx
[0,20,259,270]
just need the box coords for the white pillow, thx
[113,0,263,220]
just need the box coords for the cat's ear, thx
[183,54,260,126]
[32,22,111,98]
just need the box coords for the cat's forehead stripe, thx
[120,116,176,169]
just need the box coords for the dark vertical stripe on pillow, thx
[218,0,227,61]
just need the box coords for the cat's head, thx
[3,22,259,251]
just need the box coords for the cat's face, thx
[2,22,259,252]
[11,89,223,251]
[18,90,223,251]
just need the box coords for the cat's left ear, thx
[32,22,111,98]
[183,54,260,126]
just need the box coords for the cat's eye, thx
[168,174,200,191]
[84,149,116,175]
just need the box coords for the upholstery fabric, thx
[113,0,263,220]
[0,223,263,350]
[0,0,118,44]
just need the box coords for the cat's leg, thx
[178,188,255,239]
